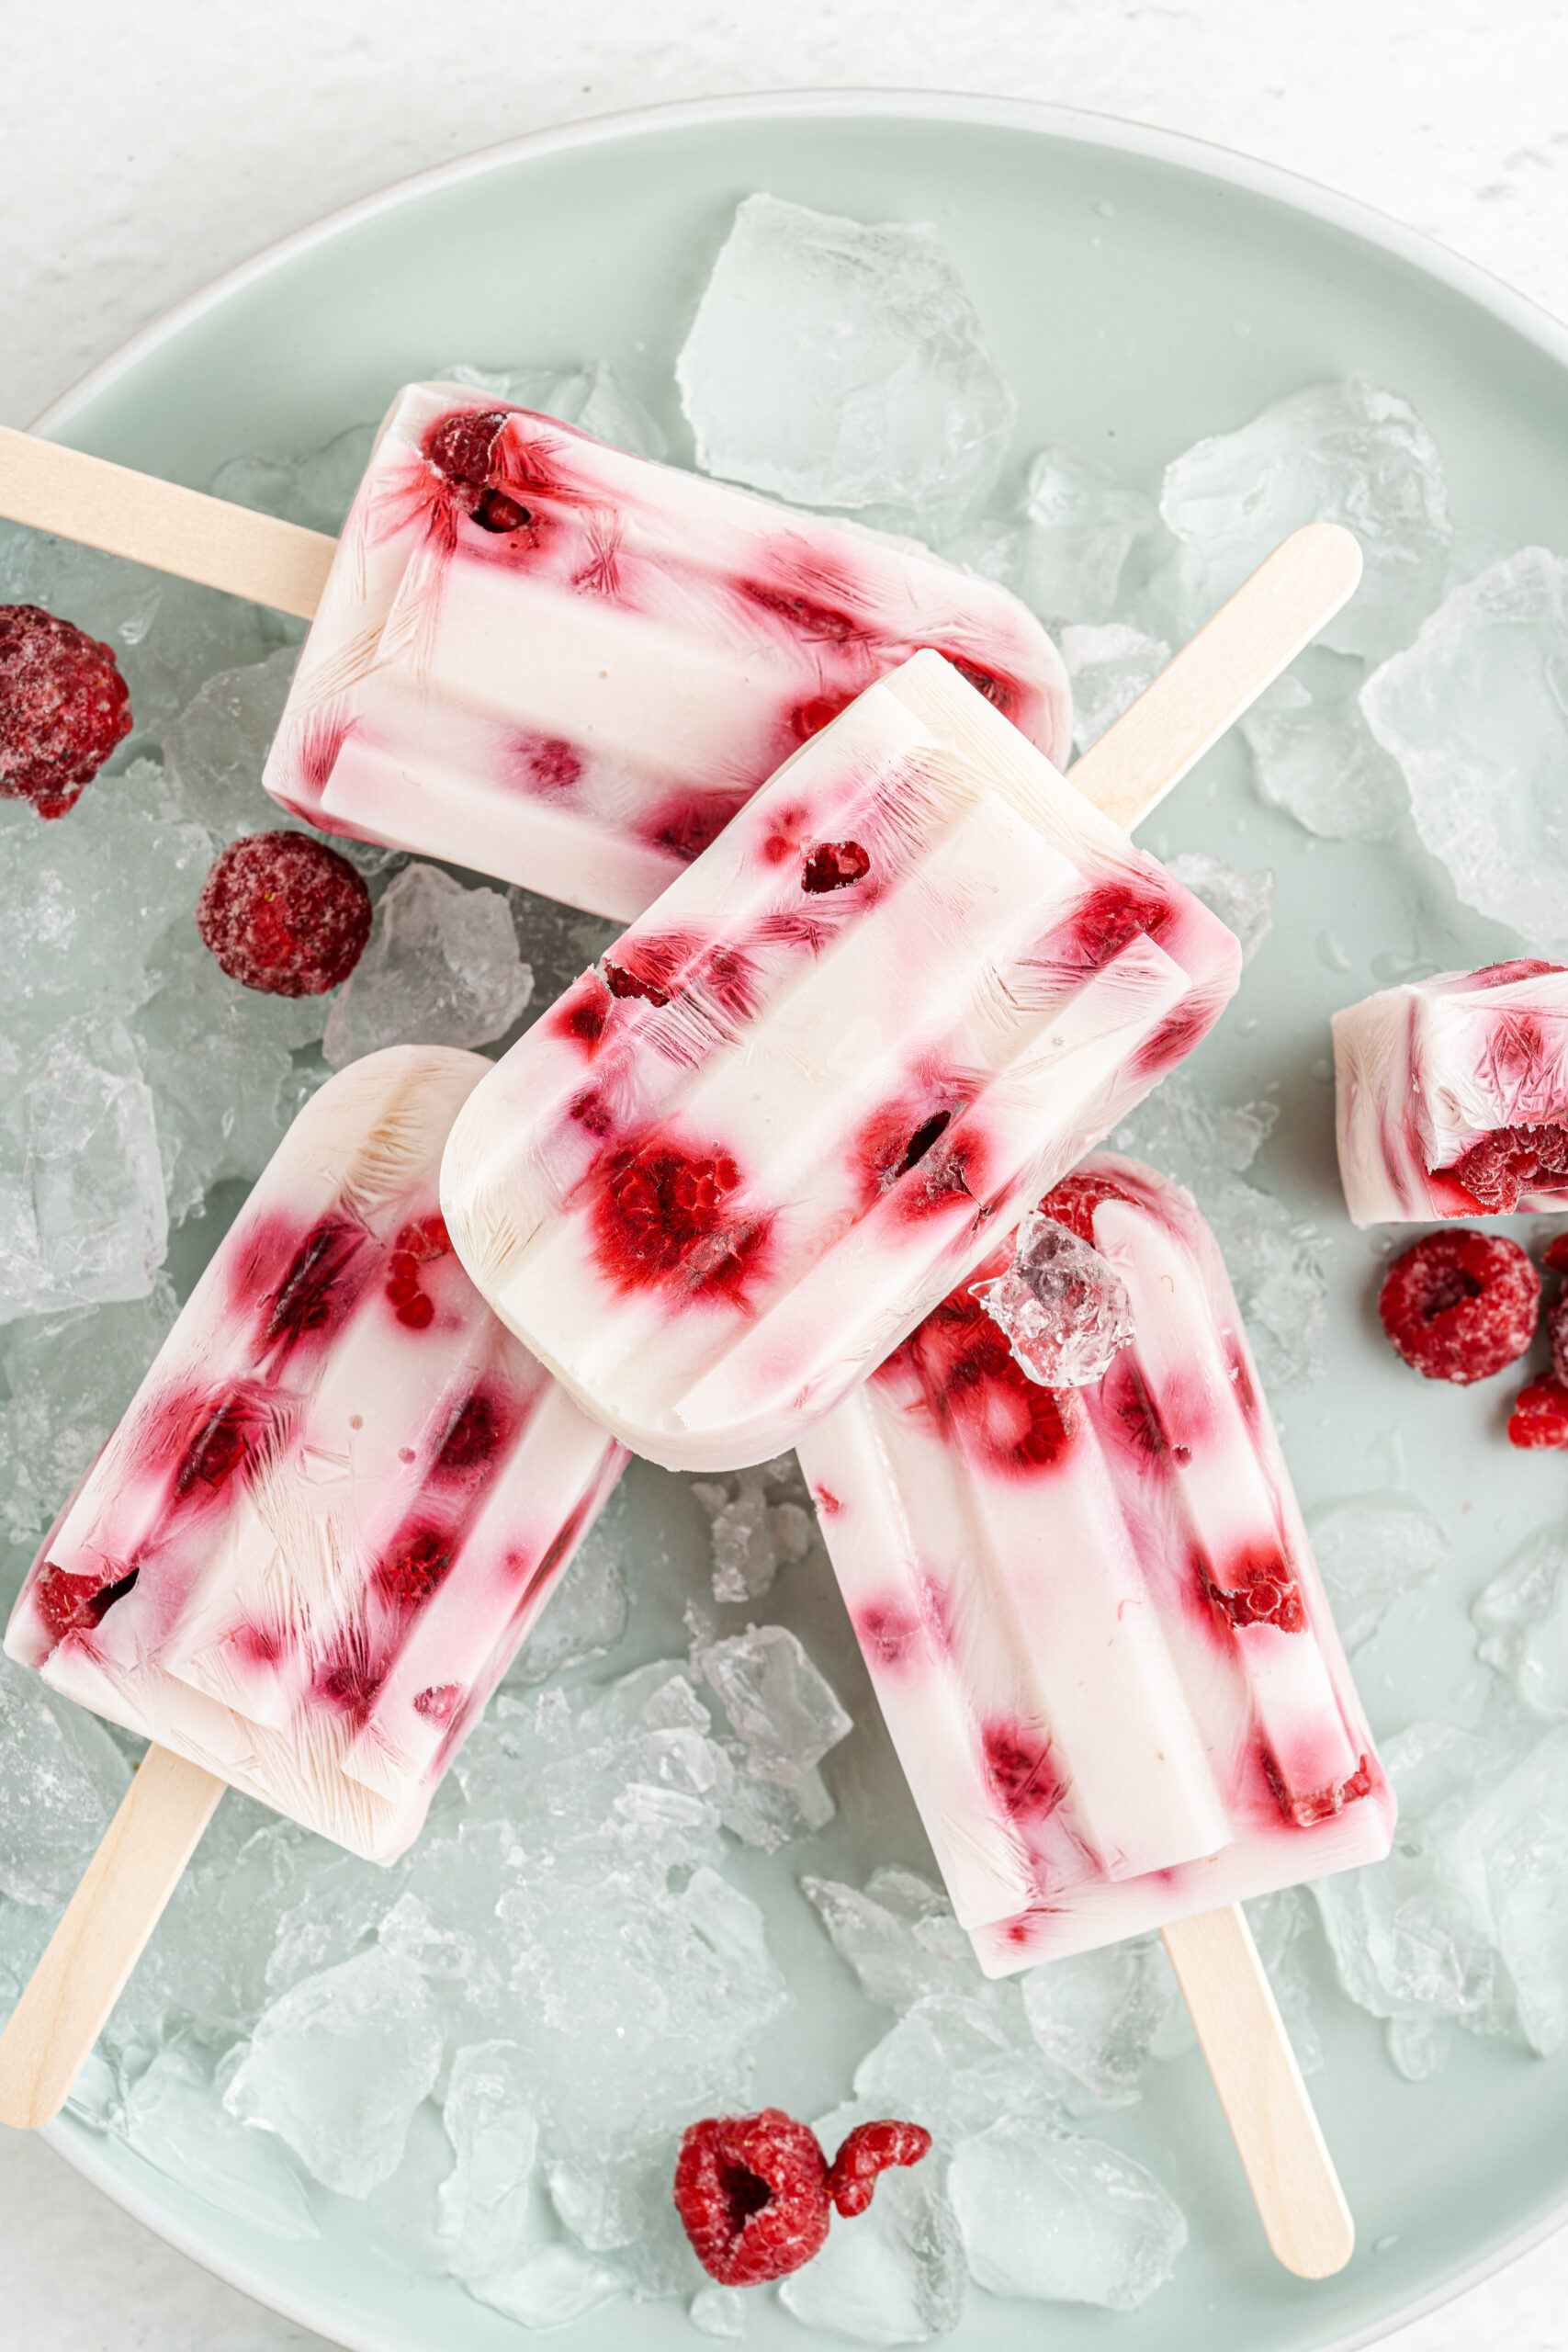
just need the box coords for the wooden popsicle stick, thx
[1162,1902,1354,2279]
[0,1744,225,2131]
[1068,520,1364,832]
[0,424,333,620]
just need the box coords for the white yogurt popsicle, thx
[440,651,1243,1472]
[262,383,1070,922]
[1334,959,1568,1225]
[5,1046,626,1862]
[796,1152,1393,1972]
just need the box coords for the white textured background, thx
[4,3,1568,2346]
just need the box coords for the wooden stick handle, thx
[0,1744,225,2130]
[0,424,333,620]
[1162,1902,1354,2279]
[1069,521,1363,831]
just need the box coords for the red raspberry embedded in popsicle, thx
[903,1292,1076,1476]
[673,2110,830,2285]
[1036,1169,1138,1246]
[196,831,372,997]
[262,1219,368,1352]
[1508,1377,1568,1449]
[824,2121,933,2219]
[1204,1542,1306,1634]
[1059,880,1172,971]
[1438,1123,1568,1212]
[1378,1229,1540,1384]
[385,1212,452,1329]
[376,1528,455,1608]
[981,1723,1062,1822]
[423,409,532,533]
[31,1562,139,1644]
[0,605,132,818]
[801,840,871,894]
[641,789,749,865]
[592,1134,770,1300]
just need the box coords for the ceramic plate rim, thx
[23,84,1568,2352]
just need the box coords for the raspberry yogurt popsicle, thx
[0,1046,626,2129]
[1334,959,1568,1224]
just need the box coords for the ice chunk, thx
[503,1520,630,1688]
[801,1868,979,2008]
[438,358,668,462]
[223,1943,443,2196]
[970,1211,1134,1387]
[693,1623,852,1784]
[323,863,533,1069]
[1361,548,1568,945]
[1112,1072,1278,1178]
[947,2117,1186,2308]
[212,426,378,537]
[124,2044,319,2238]
[1160,379,1450,660]
[1060,624,1169,750]
[1242,648,1408,842]
[1019,1937,1176,2106]
[0,1011,168,1325]
[0,1648,130,1905]
[690,1457,814,1604]
[1192,1172,1326,1390]
[0,1280,176,1550]
[1310,1494,1451,1652]
[1244,1888,1324,2076]
[1018,448,1160,620]
[1474,1521,1568,1719]
[468,2244,621,2328]
[678,194,1014,528]
[161,647,300,843]
[1165,851,1275,966]
[853,1992,1062,2141]
[437,2041,542,2279]
[779,2159,966,2344]
[690,2283,747,2336]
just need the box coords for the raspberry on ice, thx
[671,2108,933,2283]
[1377,1229,1540,1385]
[196,830,373,997]
[0,604,132,818]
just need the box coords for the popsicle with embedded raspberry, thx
[1333,960,1568,1225]
[795,1151,1393,1970]
[256,382,1070,922]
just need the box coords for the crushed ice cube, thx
[212,425,378,537]
[801,1868,978,2008]
[161,647,300,843]
[468,2244,622,2328]
[1244,1888,1324,2076]
[690,1457,814,1604]
[438,359,668,461]
[1020,1937,1177,2107]
[437,2040,542,2279]
[1475,1521,1568,1721]
[692,1623,852,1783]
[948,2116,1187,2308]
[0,1648,130,1905]
[504,1520,630,1688]
[223,1942,443,2196]
[1160,379,1450,660]
[970,1212,1134,1387]
[1166,851,1275,966]
[690,2283,747,2336]
[853,1991,1063,2141]
[1310,1494,1451,1651]
[1060,623,1169,749]
[0,1280,176,1551]
[124,2043,319,2238]
[678,193,1014,528]
[1242,647,1409,842]
[323,863,534,1069]
[779,2152,967,2343]
[1112,1071,1279,1177]
[1361,548,1568,945]
[953,449,1160,625]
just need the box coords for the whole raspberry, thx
[673,2110,830,2285]
[196,831,372,997]
[1508,1376,1568,1450]
[0,604,132,817]
[1378,1229,1539,1385]
[825,2120,933,2218]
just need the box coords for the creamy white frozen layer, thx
[796,1153,1393,1972]
[5,1048,626,1862]
[1333,959,1568,1225]
[262,382,1071,923]
[440,653,1243,1472]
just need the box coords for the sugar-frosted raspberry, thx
[0,604,132,818]
[672,2110,829,2285]
[196,831,372,996]
[825,2120,933,2218]
[1378,1230,1539,1385]
[1508,1376,1568,1450]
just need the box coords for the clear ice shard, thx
[162,647,301,843]
[323,864,534,1069]
[693,1623,852,1784]
[1160,379,1450,660]
[1242,648,1408,842]
[1060,624,1170,750]
[124,2044,320,2239]
[969,1211,1134,1386]
[1019,1936,1176,2105]
[0,1280,177,1551]
[1165,853,1275,967]
[947,2116,1187,2308]
[779,2154,967,2343]
[437,2040,542,2280]
[0,1647,130,1906]
[1309,1495,1451,1652]
[1361,548,1568,945]
[677,193,1015,527]
[800,1868,980,2009]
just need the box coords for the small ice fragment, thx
[123,2044,319,2239]
[322,863,533,1069]
[468,2245,622,2328]
[694,1623,852,1784]
[1112,1072,1278,1177]
[222,1943,442,2196]
[1243,1888,1324,2076]
[853,1994,1061,2141]
[1242,648,1408,842]
[212,425,378,536]
[438,358,668,461]
[1310,1495,1451,1652]
[1160,379,1450,660]
[1165,852,1275,966]
[779,2160,967,2344]
[1360,548,1568,945]
[0,1648,130,1906]
[1199,1174,1326,1390]
[1017,448,1160,621]
[1474,1521,1568,1718]
[1019,1936,1177,2106]
[504,1521,630,1687]
[947,2117,1187,2309]
[970,1212,1134,1387]
[1060,624,1169,749]
[691,1462,815,1604]
[437,2041,542,2279]
[678,193,1014,527]
[163,648,301,843]
[801,1869,978,2008]
[0,1280,176,1548]
[690,2282,747,2336]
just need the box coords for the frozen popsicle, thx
[796,1151,1393,1969]
[1334,959,1568,1224]
[0,391,1070,922]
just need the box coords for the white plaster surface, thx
[4,3,1568,2346]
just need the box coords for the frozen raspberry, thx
[825,2120,933,2218]
[1205,1543,1306,1634]
[385,1211,452,1329]
[1378,1229,1539,1384]
[801,840,871,893]
[196,831,372,997]
[1439,1123,1568,1212]
[423,408,530,532]
[592,1135,769,1300]
[1544,1232,1568,1278]
[31,1561,138,1644]
[0,604,132,818]
[673,2110,830,2285]
[1550,1286,1568,1385]
[1508,1376,1568,1450]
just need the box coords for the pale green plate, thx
[29,89,1568,2352]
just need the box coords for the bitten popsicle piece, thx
[261,383,1070,922]
[1334,960,1568,1225]
[440,652,1243,1471]
[796,1153,1393,1972]
[5,1046,627,1864]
